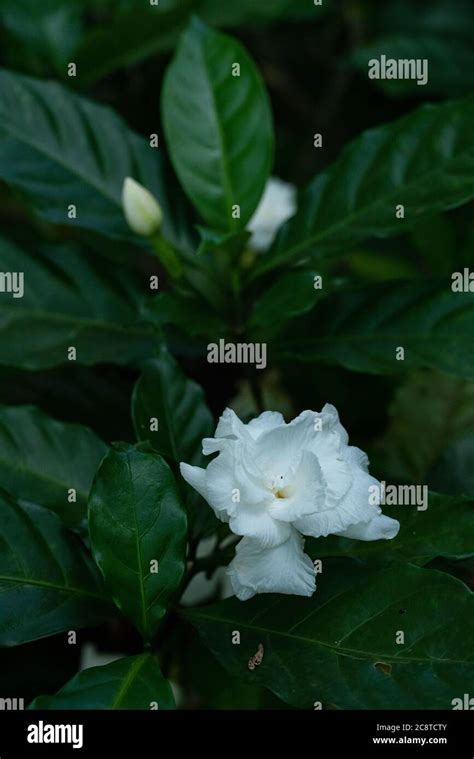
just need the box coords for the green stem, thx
[151,233,183,279]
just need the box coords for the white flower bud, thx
[122,177,163,237]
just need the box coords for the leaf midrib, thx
[111,655,148,709]
[0,84,122,207]
[126,454,148,639]
[0,574,107,601]
[186,610,471,665]
[199,34,235,228]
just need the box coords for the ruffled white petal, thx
[337,514,400,541]
[227,529,316,601]
[204,442,268,520]
[309,404,349,454]
[214,408,251,442]
[268,450,325,522]
[255,410,316,474]
[246,411,285,439]
[229,501,291,548]
[294,463,380,538]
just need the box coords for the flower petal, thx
[214,408,251,442]
[337,514,400,541]
[204,442,268,520]
[255,410,316,475]
[294,462,380,538]
[229,502,291,548]
[179,463,207,501]
[315,404,349,449]
[227,529,316,601]
[246,411,285,439]
[268,450,325,522]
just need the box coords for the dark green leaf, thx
[409,214,456,274]
[88,444,187,641]
[0,68,173,241]
[347,249,419,282]
[162,18,274,231]
[145,291,224,339]
[29,654,175,709]
[132,348,214,466]
[185,561,474,708]
[276,281,474,380]
[0,405,107,527]
[0,237,157,369]
[249,269,324,335]
[256,96,474,274]
[0,492,112,646]
[132,349,217,539]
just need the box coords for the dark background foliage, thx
[0,0,473,709]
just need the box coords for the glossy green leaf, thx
[162,18,274,231]
[0,492,112,646]
[30,654,175,710]
[185,561,474,709]
[256,96,474,274]
[88,444,187,641]
[132,348,214,466]
[309,492,474,563]
[0,405,107,527]
[0,68,173,241]
[0,237,157,369]
[132,350,217,539]
[276,281,474,380]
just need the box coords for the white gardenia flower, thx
[248,177,296,251]
[180,406,399,601]
[122,177,163,237]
